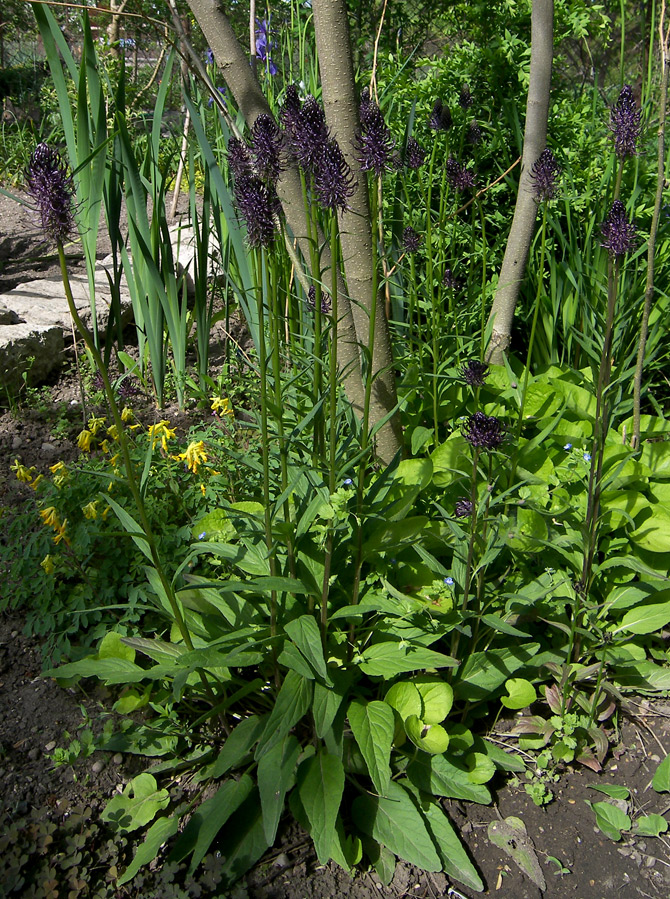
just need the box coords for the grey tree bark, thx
[486,0,554,364]
[184,0,402,463]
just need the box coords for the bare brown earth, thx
[2,189,670,898]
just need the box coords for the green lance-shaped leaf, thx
[118,814,180,886]
[255,670,313,760]
[285,614,331,683]
[406,752,492,804]
[102,773,170,833]
[257,735,301,845]
[211,715,266,778]
[347,700,395,796]
[612,590,670,635]
[168,774,254,875]
[586,801,631,841]
[352,780,441,872]
[297,752,345,864]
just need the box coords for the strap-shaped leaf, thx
[347,700,394,796]
[258,735,301,844]
[297,752,345,864]
[212,715,266,778]
[118,814,179,886]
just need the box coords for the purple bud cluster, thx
[454,498,473,518]
[529,148,561,202]
[446,157,475,193]
[462,411,505,450]
[429,98,452,132]
[609,85,641,159]
[356,91,397,177]
[460,359,489,387]
[402,226,422,254]
[600,200,637,257]
[442,269,463,291]
[26,143,75,245]
[404,137,426,170]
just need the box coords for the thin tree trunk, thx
[486,0,554,364]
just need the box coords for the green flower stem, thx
[449,446,481,666]
[57,242,224,718]
[420,146,440,442]
[477,197,488,361]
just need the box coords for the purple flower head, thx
[207,86,227,108]
[307,285,331,314]
[356,92,396,176]
[118,377,138,400]
[600,200,637,257]
[442,268,463,291]
[446,157,475,193]
[314,138,355,212]
[460,359,489,387]
[227,137,252,179]
[233,175,280,249]
[285,95,330,175]
[429,98,452,131]
[609,85,641,159]
[458,84,473,110]
[454,498,473,518]
[26,143,75,245]
[462,411,505,450]
[250,114,283,184]
[530,148,561,202]
[205,47,214,65]
[404,137,426,170]
[280,84,302,129]
[466,120,482,146]
[255,18,277,75]
[402,226,422,254]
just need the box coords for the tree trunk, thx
[184,0,401,462]
[486,0,554,364]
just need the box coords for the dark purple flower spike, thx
[26,143,75,245]
[462,412,505,450]
[529,148,561,202]
[609,85,641,159]
[600,200,637,257]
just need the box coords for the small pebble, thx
[28,748,39,762]
[11,437,22,449]
[112,753,123,765]
[91,760,105,775]
[272,853,289,868]
[45,741,56,752]
[40,442,57,457]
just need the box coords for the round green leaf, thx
[465,752,496,785]
[405,715,450,754]
[413,676,454,724]
[635,814,668,837]
[500,677,537,710]
[384,682,422,721]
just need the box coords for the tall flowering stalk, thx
[26,144,223,714]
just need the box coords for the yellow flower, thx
[211,396,234,418]
[110,453,120,468]
[49,461,68,488]
[148,420,176,452]
[77,429,94,452]
[101,505,111,520]
[39,506,59,528]
[121,406,134,423]
[53,519,68,545]
[11,459,34,483]
[87,415,106,436]
[41,555,55,575]
[31,474,44,490]
[177,440,208,474]
[107,424,120,441]
[82,501,98,520]
[100,439,110,454]
[200,483,206,496]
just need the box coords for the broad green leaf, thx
[257,736,301,845]
[431,436,471,488]
[168,775,254,874]
[402,780,483,892]
[487,817,546,890]
[406,752,491,804]
[630,506,670,553]
[405,716,450,754]
[44,657,149,685]
[357,642,458,677]
[216,788,270,888]
[362,516,430,558]
[384,681,422,720]
[312,675,349,739]
[102,773,169,833]
[413,676,454,724]
[454,645,540,701]
[589,784,630,800]
[653,755,670,792]
[101,727,178,758]
[285,615,331,684]
[297,752,345,864]
[465,752,496,785]
[118,815,179,885]
[587,800,631,841]
[255,671,313,760]
[352,780,441,872]
[634,814,668,837]
[99,631,135,662]
[613,595,670,635]
[474,737,526,773]
[212,715,266,778]
[501,678,537,710]
[347,700,395,796]
[505,507,548,551]
[641,441,670,479]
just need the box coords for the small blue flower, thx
[583,452,592,462]
[343,478,353,486]
[444,577,454,586]
[564,443,572,450]
[198,531,207,540]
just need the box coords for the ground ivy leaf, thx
[102,773,170,833]
[347,700,394,796]
[297,751,345,864]
[635,814,668,837]
[352,780,441,872]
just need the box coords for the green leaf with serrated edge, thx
[402,780,483,892]
[501,678,537,710]
[413,676,454,724]
[312,677,348,739]
[257,735,301,845]
[168,775,253,873]
[358,642,458,677]
[255,671,313,760]
[384,682,422,720]
[216,788,270,888]
[285,615,331,684]
[589,784,630,800]
[405,716,450,754]
[587,801,631,841]
[212,715,266,778]
[653,755,670,792]
[102,773,169,833]
[347,700,394,796]
[352,780,441,872]
[297,752,345,864]
[406,752,492,804]
[118,815,179,885]
[634,814,668,836]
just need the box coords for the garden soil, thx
[2,190,670,898]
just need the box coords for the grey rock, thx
[40,442,58,457]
